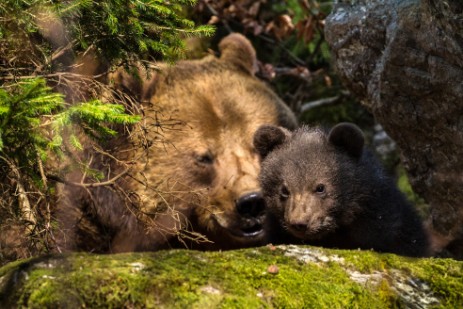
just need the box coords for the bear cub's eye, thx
[315,184,326,194]
[280,184,290,201]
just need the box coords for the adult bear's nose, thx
[236,192,266,218]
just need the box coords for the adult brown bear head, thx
[64,34,297,252]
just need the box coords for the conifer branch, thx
[0,0,215,260]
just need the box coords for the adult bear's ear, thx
[328,122,364,159]
[109,64,159,103]
[218,33,257,75]
[253,125,290,159]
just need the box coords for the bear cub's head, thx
[253,123,365,240]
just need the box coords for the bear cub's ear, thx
[328,122,364,159]
[253,125,290,159]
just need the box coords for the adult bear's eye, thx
[280,184,290,201]
[195,151,214,165]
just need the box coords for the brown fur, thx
[56,34,297,253]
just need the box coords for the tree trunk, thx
[324,0,463,258]
[1,246,462,307]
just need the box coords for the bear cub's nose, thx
[236,192,266,218]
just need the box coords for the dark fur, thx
[255,123,430,257]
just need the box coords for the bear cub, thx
[254,123,430,257]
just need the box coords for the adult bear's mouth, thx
[209,192,267,241]
[230,220,264,238]
[212,214,265,240]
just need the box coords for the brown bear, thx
[254,123,430,257]
[56,33,297,253]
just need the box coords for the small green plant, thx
[0,0,214,264]
[0,78,141,261]
[0,0,214,70]
[0,78,140,172]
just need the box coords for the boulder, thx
[0,246,462,307]
[325,0,463,257]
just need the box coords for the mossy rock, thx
[0,245,462,308]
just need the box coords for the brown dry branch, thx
[47,167,131,188]
[0,155,37,235]
[300,95,341,113]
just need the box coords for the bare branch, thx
[47,167,131,188]
[300,95,341,113]
[0,155,36,234]
[36,150,48,190]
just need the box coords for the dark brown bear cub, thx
[254,123,430,257]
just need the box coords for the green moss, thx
[342,250,463,307]
[403,258,463,306]
[376,279,401,306]
[338,243,419,274]
[1,246,462,308]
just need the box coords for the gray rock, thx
[1,246,461,307]
[325,0,463,257]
